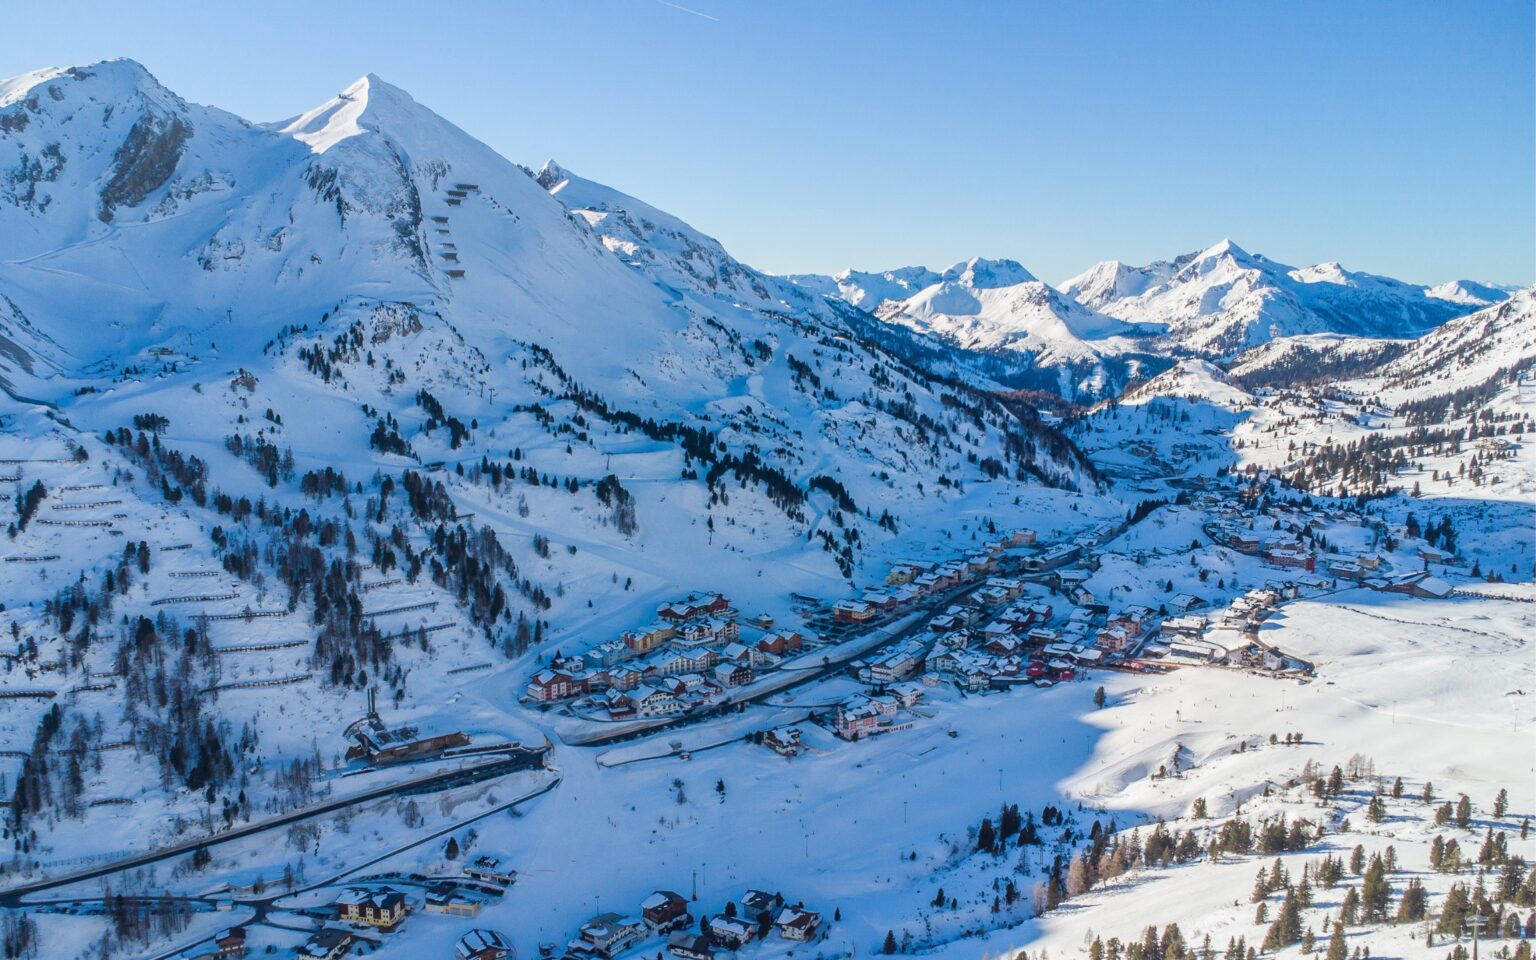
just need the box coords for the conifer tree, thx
[1325,919,1347,960]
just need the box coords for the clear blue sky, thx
[6,0,1532,285]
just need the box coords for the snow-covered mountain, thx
[785,265,943,313]
[0,57,1099,552]
[1426,278,1521,307]
[1060,240,1502,357]
[793,258,1162,400]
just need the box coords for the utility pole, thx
[1467,915,1489,960]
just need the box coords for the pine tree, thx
[1325,919,1347,960]
[1394,878,1428,923]
[883,930,898,955]
[444,836,459,860]
[1339,887,1360,925]
[1493,788,1508,819]
[977,817,996,852]
[1361,855,1391,922]
[1456,794,1472,829]
[1366,795,1386,822]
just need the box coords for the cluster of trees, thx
[1231,340,1407,391]
[1405,513,1458,553]
[9,605,240,841]
[298,465,352,499]
[105,427,210,506]
[1279,424,1464,496]
[0,912,39,958]
[367,410,414,458]
[12,480,46,533]
[595,474,638,536]
[1396,361,1536,426]
[416,389,472,449]
[296,317,368,384]
[101,890,194,949]
[223,432,295,488]
[808,474,857,513]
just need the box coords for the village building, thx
[776,907,822,941]
[658,593,731,622]
[866,640,925,684]
[1169,593,1204,613]
[707,915,756,949]
[983,634,1022,657]
[335,886,407,930]
[756,630,803,657]
[928,612,964,633]
[577,913,646,957]
[623,622,676,655]
[1228,530,1262,552]
[1027,626,1060,646]
[300,928,357,960]
[181,927,247,960]
[712,661,752,687]
[212,927,247,959]
[667,932,715,960]
[888,682,925,708]
[636,685,684,717]
[1266,546,1316,571]
[603,689,637,719]
[1095,626,1132,654]
[861,591,899,611]
[1160,615,1207,641]
[425,882,480,916]
[466,854,515,886]
[764,726,803,756]
[456,929,515,960]
[832,599,876,622]
[527,669,579,702]
[641,890,692,930]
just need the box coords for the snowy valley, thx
[0,58,1530,960]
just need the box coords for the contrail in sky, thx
[657,0,720,21]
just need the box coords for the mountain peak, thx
[1,57,178,112]
[277,72,422,153]
[942,257,1038,289]
[1196,238,1253,262]
[536,159,569,191]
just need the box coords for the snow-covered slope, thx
[1224,332,1408,391]
[1119,357,1254,409]
[1427,277,1521,307]
[1062,240,1497,356]
[1374,286,1536,395]
[0,57,1106,629]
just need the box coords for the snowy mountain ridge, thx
[1061,238,1505,357]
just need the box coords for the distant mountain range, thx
[790,240,1518,401]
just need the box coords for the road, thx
[0,747,548,907]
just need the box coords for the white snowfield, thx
[0,57,1530,960]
